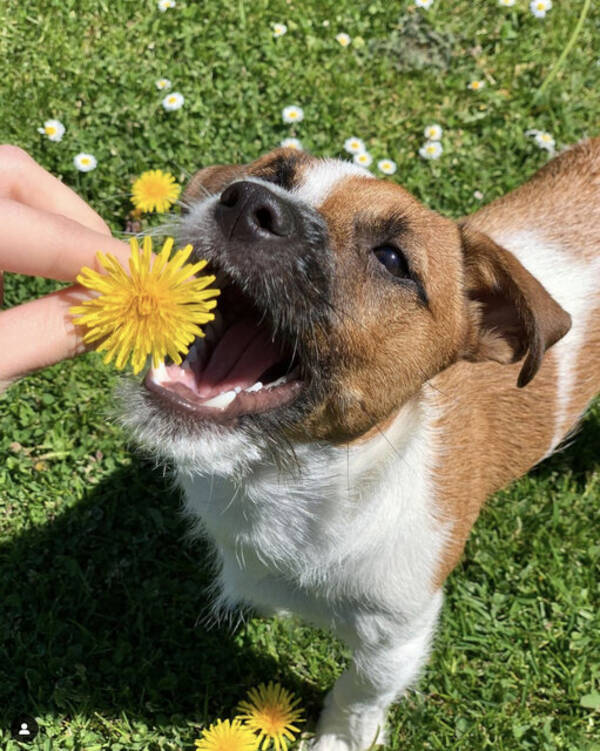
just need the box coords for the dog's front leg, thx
[311,591,443,751]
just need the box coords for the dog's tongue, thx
[194,320,282,397]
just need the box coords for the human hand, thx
[0,145,131,391]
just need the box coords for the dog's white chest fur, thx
[178,394,445,638]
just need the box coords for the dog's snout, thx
[216,181,295,242]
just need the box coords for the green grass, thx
[1,0,599,748]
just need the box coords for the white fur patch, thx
[490,228,600,452]
[292,158,373,208]
[179,393,447,622]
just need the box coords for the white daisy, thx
[530,0,552,17]
[156,78,172,90]
[37,119,65,142]
[273,23,287,37]
[415,0,434,8]
[419,141,443,160]
[282,105,304,124]
[157,0,175,11]
[353,151,373,167]
[473,190,484,200]
[335,33,351,47]
[423,123,443,141]
[468,80,486,91]
[73,153,97,172]
[377,159,397,175]
[534,131,556,152]
[162,92,184,111]
[344,137,366,155]
[498,0,515,6]
[322,20,330,27]
[281,137,303,150]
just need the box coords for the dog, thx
[120,138,600,749]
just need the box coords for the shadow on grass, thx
[0,458,324,733]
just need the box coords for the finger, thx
[0,284,93,390]
[0,198,131,281]
[0,145,112,236]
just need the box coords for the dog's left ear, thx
[182,163,248,205]
[459,224,572,387]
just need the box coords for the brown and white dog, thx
[121,139,600,749]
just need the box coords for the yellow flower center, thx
[133,292,157,317]
[81,158,90,164]
[144,177,169,198]
[255,706,289,733]
[45,125,56,135]
[168,96,176,103]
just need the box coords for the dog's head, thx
[121,148,571,474]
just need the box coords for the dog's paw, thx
[306,735,354,751]
[305,733,383,751]
[311,695,386,751]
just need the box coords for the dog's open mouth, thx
[144,276,304,421]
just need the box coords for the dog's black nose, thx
[215,181,295,242]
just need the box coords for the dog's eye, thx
[373,245,410,278]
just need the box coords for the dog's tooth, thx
[265,375,288,390]
[245,381,263,392]
[201,390,237,409]
[152,361,168,383]
[263,368,300,390]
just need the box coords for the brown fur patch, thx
[295,176,469,442]
[430,353,560,586]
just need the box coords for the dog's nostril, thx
[254,207,275,232]
[219,184,240,207]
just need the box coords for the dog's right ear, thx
[183,164,248,205]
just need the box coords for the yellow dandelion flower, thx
[70,236,220,374]
[195,719,259,751]
[132,169,181,213]
[236,682,304,751]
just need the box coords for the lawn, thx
[1,0,599,749]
